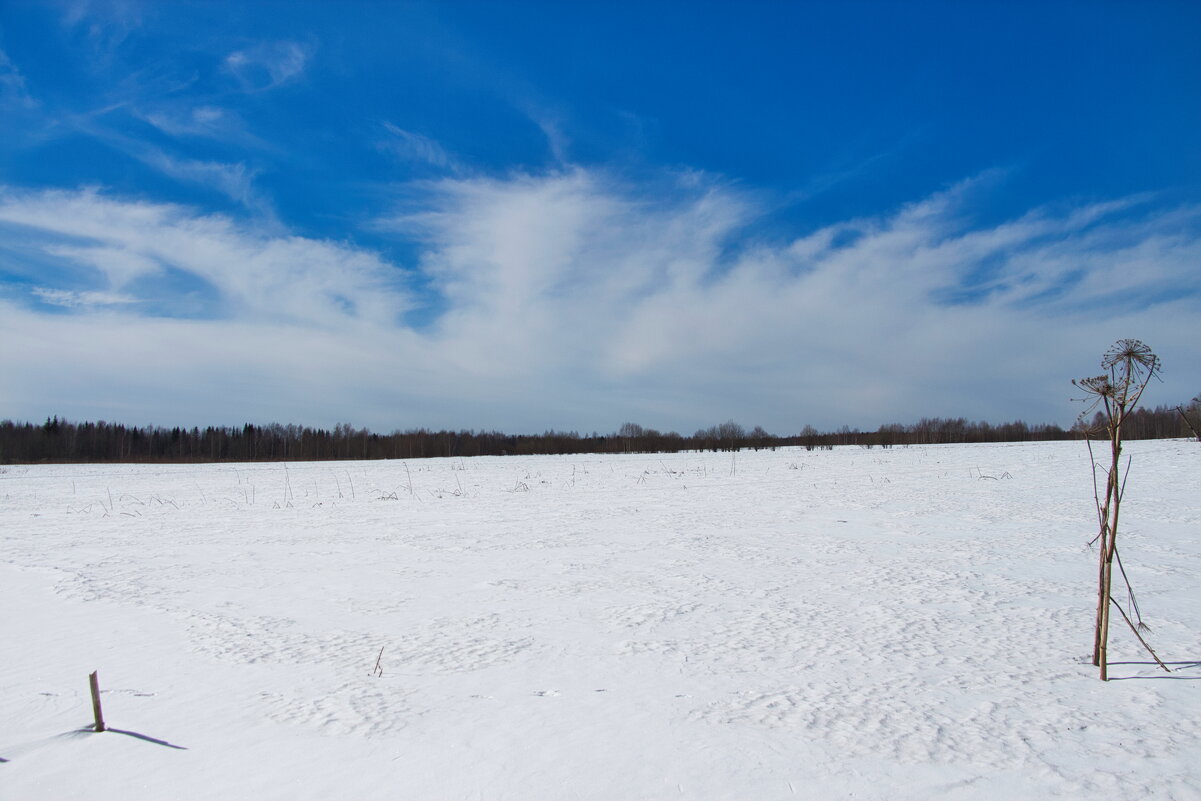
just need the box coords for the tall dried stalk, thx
[1073,339,1168,680]
[1178,394,1201,441]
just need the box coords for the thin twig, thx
[1117,454,1132,503]
[1109,598,1171,673]
[1113,546,1144,628]
[1085,438,1104,538]
[1176,406,1201,440]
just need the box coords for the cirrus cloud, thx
[0,185,412,328]
[224,41,313,93]
[1,170,1198,433]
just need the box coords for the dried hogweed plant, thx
[1073,339,1169,680]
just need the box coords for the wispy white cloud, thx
[43,243,160,287]
[381,169,1201,428]
[60,109,276,215]
[138,148,271,214]
[533,114,569,165]
[0,186,412,329]
[60,0,144,60]
[33,287,138,307]
[135,104,266,149]
[378,123,460,172]
[1,173,1198,432]
[224,41,313,92]
[0,47,37,109]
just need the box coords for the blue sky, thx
[1,1,1198,434]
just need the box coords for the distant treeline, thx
[1,401,1197,464]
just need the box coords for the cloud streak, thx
[134,104,267,150]
[0,186,412,328]
[379,123,461,172]
[137,148,272,215]
[0,47,37,110]
[32,286,138,307]
[2,171,1198,432]
[224,41,313,92]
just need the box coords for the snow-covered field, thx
[1,439,1198,800]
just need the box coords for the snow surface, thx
[1,440,1198,800]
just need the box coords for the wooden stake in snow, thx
[89,670,106,732]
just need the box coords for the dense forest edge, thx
[3,397,1198,464]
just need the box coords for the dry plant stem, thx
[1177,406,1201,440]
[1080,341,1160,680]
[1085,438,1104,542]
[1096,398,1123,677]
[1113,547,1141,622]
[1087,435,1106,664]
[1098,527,1116,679]
[1091,429,1117,666]
[1110,598,1171,673]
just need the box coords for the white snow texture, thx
[1,439,1198,799]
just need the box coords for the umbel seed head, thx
[1101,338,1160,373]
[1073,375,1114,398]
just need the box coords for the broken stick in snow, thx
[372,647,384,677]
[89,671,106,732]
